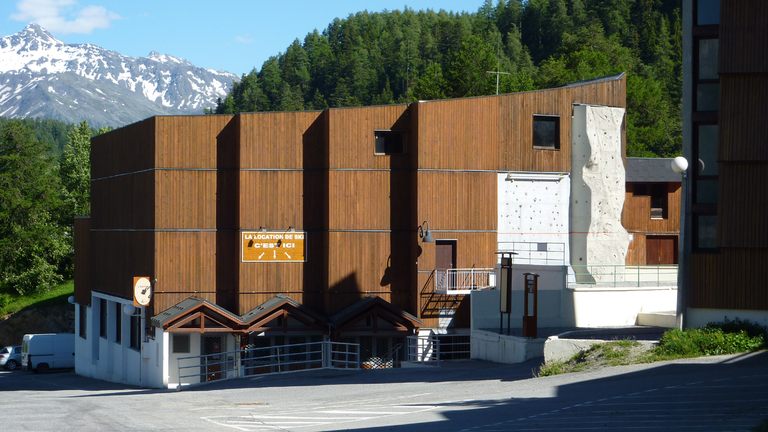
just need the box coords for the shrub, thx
[655,328,764,357]
[706,318,768,342]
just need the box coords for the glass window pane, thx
[695,178,718,204]
[533,115,559,149]
[698,39,719,80]
[696,0,720,25]
[696,215,718,249]
[697,83,720,111]
[697,125,718,175]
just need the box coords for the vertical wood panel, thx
[155,115,232,168]
[417,172,496,231]
[91,117,155,179]
[90,231,153,301]
[239,171,304,229]
[327,105,409,169]
[719,0,768,74]
[155,170,217,229]
[90,171,155,229]
[239,111,322,169]
[154,232,216,313]
[74,217,91,305]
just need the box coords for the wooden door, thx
[646,236,678,265]
[435,240,457,290]
[202,335,224,381]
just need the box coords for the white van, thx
[21,333,75,372]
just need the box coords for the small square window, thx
[374,130,406,155]
[533,115,560,150]
[172,334,190,354]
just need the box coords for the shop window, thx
[172,334,190,354]
[695,214,718,249]
[374,130,406,155]
[114,302,121,344]
[533,115,560,150]
[129,315,141,351]
[696,0,720,26]
[99,299,107,339]
[79,305,87,339]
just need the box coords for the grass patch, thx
[537,321,767,377]
[0,280,74,316]
[538,340,646,377]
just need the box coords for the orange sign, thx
[242,231,306,262]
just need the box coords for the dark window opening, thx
[633,183,668,219]
[172,334,190,354]
[114,302,122,344]
[533,115,560,150]
[374,130,406,155]
[695,0,720,26]
[79,305,87,339]
[695,214,718,250]
[130,314,141,350]
[99,299,107,339]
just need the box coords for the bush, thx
[656,328,764,357]
[706,318,768,342]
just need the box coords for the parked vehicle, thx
[21,333,75,372]
[0,345,22,370]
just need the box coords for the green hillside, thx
[215,0,681,158]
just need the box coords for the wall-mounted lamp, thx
[67,296,75,305]
[671,156,689,177]
[123,304,139,316]
[504,172,514,182]
[418,221,434,243]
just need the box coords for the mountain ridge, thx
[0,24,236,127]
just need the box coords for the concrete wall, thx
[74,292,163,388]
[498,172,570,264]
[687,308,768,329]
[570,105,630,283]
[471,329,544,363]
[472,264,567,330]
[566,286,677,327]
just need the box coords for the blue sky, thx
[0,0,486,76]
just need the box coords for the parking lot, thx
[2,351,767,431]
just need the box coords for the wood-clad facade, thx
[75,75,628,337]
[683,0,768,315]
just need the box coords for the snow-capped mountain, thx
[0,24,237,127]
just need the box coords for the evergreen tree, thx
[0,121,68,295]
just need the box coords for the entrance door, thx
[646,236,678,265]
[435,240,457,291]
[202,335,224,381]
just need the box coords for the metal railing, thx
[406,334,471,364]
[434,268,495,294]
[498,241,567,265]
[568,265,678,288]
[176,341,360,388]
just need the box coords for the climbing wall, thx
[570,104,630,283]
[497,172,571,265]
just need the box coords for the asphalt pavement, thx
[2,351,767,431]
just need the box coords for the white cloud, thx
[11,0,120,34]
[234,34,253,45]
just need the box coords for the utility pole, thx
[486,70,511,95]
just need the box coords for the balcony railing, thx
[434,268,495,294]
[568,265,678,288]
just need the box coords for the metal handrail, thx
[569,264,678,288]
[176,340,360,389]
[434,268,495,294]
[406,334,471,364]
[498,241,567,265]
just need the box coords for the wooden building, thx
[73,74,629,387]
[682,0,768,326]
[624,158,682,265]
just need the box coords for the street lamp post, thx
[671,156,689,330]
